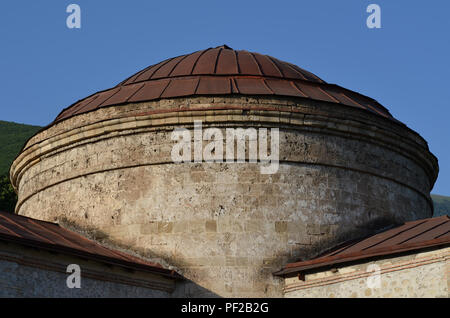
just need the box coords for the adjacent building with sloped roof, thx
[0,211,181,297]
[277,215,449,297]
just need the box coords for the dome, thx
[54,45,392,123]
[11,45,438,297]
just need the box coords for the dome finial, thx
[216,44,232,50]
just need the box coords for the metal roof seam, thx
[249,52,264,76]
[230,77,239,94]
[398,219,450,244]
[166,53,190,78]
[71,94,100,116]
[97,88,121,108]
[27,219,83,250]
[124,83,145,103]
[287,81,307,97]
[317,87,341,103]
[58,95,94,120]
[360,220,428,251]
[0,214,56,245]
[291,82,310,98]
[341,92,387,117]
[233,50,240,74]
[266,55,284,77]
[286,63,312,83]
[213,48,223,74]
[120,64,155,86]
[262,79,275,94]
[136,57,173,82]
[284,62,310,81]
[435,230,450,239]
[157,79,171,99]
[193,77,201,95]
[188,48,209,75]
[0,222,21,237]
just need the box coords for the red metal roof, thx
[54,45,393,123]
[0,211,181,279]
[275,215,450,276]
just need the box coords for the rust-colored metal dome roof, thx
[54,45,392,123]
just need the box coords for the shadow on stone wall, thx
[281,216,401,265]
[57,216,221,298]
[57,215,399,297]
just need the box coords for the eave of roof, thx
[274,215,450,276]
[0,211,182,280]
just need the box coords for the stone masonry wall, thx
[0,242,174,297]
[11,96,438,297]
[284,246,449,298]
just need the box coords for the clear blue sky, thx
[0,1,449,195]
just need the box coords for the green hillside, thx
[431,194,450,217]
[0,120,42,176]
[0,120,449,217]
[0,120,42,213]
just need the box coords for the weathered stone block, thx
[205,220,217,232]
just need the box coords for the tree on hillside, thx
[0,175,17,213]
